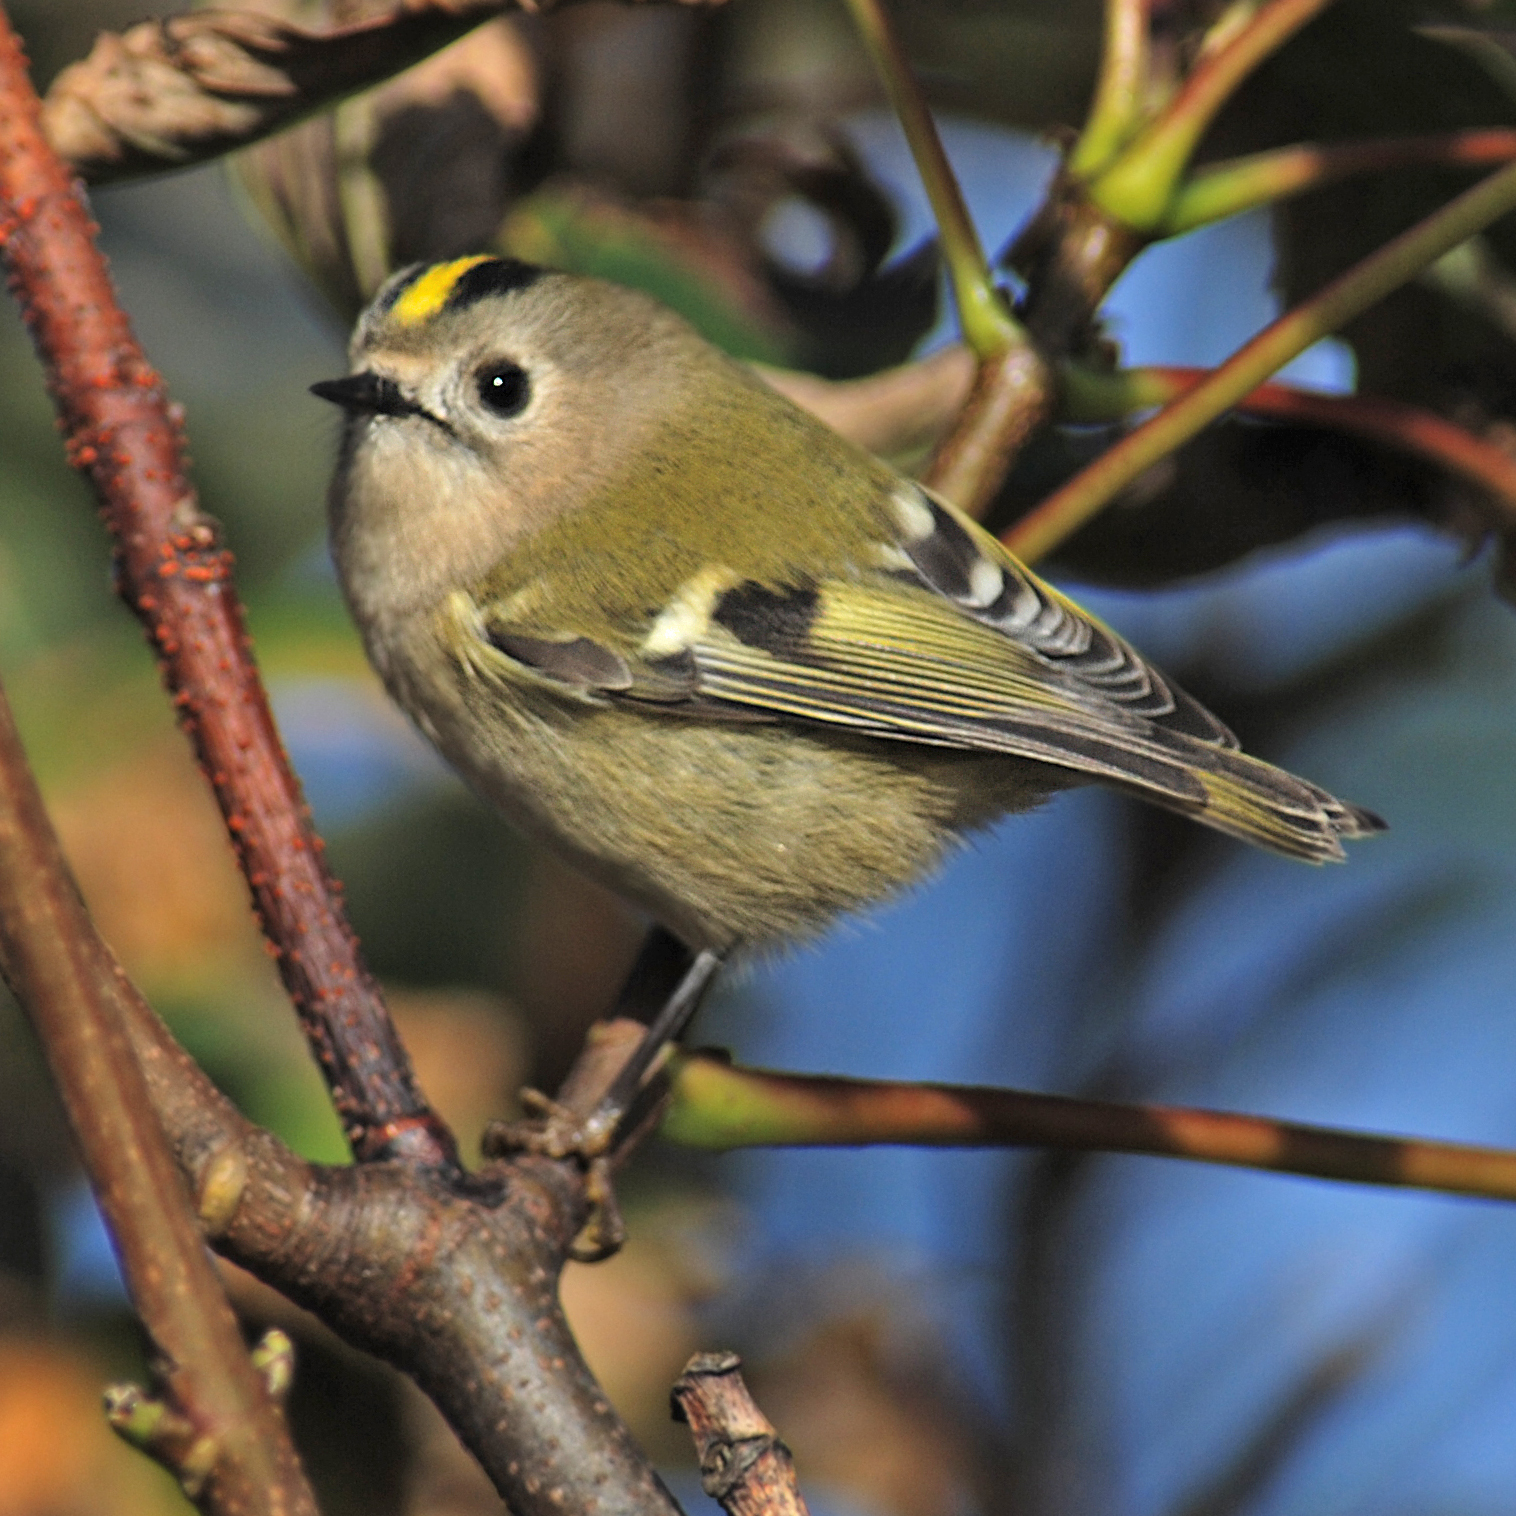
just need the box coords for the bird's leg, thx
[578,938,723,1151]
[483,928,723,1258]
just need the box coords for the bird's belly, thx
[444,695,1046,952]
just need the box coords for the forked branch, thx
[1007,156,1516,562]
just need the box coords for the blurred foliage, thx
[6,2,1516,1515]
[228,0,1516,581]
[1241,7,1516,425]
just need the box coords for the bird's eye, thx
[475,361,530,419]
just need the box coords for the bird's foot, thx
[482,937,724,1262]
[482,1090,626,1261]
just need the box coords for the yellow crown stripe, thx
[390,255,494,326]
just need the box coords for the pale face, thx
[316,264,699,624]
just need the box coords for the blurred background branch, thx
[1006,154,1516,563]
[1066,364,1516,534]
[1084,0,1339,232]
[1166,127,1516,233]
[0,658,315,1515]
[41,0,720,186]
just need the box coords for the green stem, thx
[1090,0,1337,230]
[1004,154,1516,563]
[1069,0,1151,178]
[1167,129,1516,233]
[840,0,1023,356]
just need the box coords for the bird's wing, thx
[461,482,1232,755]
[878,484,1238,749]
[453,485,1380,860]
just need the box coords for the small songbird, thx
[313,255,1383,965]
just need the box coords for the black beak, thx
[310,371,427,419]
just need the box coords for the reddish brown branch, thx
[672,1354,810,1516]
[0,9,450,1165]
[0,763,681,1516]
[664,1056,1516,1202]
[0,677,316,1516]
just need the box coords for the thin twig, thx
[662,1055,1516,1203]
[839,0,1021,359]
[921,343,1054,517]
[0,6,452,1164]
[0,676,316,1516]
[1089,0,1339,229]
[1004,155,1516,563]
[1167,128,1516,233]
[672,1354,810,1516]
[769,343,1516,542]
[1069,0,1151,179]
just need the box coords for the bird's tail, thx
[1111,738,1385,863]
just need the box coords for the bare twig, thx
[39,1,716,185]
[0,677,316,1516]
[672,1354,810,1516]
[838,0,1021,359]
[662,1055,1516,1204]
[767,342,1516,550]
[921,344,1054,517]
[0,7,451,1164]
[1068,0,1151,179]
[1168,128,1516,233]
[1005,155,1516,563]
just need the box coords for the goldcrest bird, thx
[313,255,1383,964]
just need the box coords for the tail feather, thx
[1118,743,1385,863]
